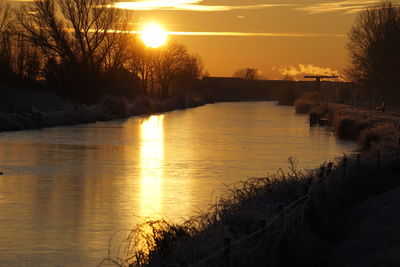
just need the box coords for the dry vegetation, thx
[99,151,400,267]
[294,91,321,113]
[329,105,400,151]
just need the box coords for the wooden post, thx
[319,166,325,178]
[223,237,231,267]
[397,138,400,163]
[278,204,284,226]
[326,162,333,176]
[259,219,266,236]
[318,166,325,184]
[310,113,317,126]
[377,150,381,170]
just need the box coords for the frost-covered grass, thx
[0,87,207,131]
[100,151,400,267]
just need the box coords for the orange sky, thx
[9,0,382,79]
[114,0,381,79]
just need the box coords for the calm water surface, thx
[0,102,355,266]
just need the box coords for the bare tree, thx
[172,54,204,91]
[102,11,132,72]
[0,2,13,78]
[16,0,131,101]
[127,39,154,96]
[153,41,190,98]
[184,54,204,80]
[0,1,10,32]
[17,0,129,71]
[233,67,265,80]
[347,1,400,103]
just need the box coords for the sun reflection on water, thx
[139,115,165,219]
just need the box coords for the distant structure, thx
[304,75,338,82]
[304,75,339,92]
[304,76,339,108]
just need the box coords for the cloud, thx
[275,64,344,80]
[125,28,345,38]
[113,1,298,12]
[296,0,379,15]
[165,31,344,38]
[9,0,385,15]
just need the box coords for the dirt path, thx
[328,186,400,267]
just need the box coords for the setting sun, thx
[140,23,167,48]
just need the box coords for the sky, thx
[113,0,380,79]
[8,0,382,79]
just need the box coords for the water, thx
[0,102,355,266]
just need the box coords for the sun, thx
[140,23,168,48]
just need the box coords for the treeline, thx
[0,0,203,104]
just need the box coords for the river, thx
[0,101,355,266]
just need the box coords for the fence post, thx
[223,237,231,267]
[319,166,325,178]
[278,204,284,226]
[377,150,381,170]
[342,157,347,179]
[259,219,266,236]
[326,162,333,176]
[318,166,325,184]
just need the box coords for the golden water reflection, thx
[138,115,165,219]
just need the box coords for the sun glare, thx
[140,23,168,48]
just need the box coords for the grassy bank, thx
[0,87,207,132]
[292,89,400,151]
[304,103,400,151]
[99,148,400,267]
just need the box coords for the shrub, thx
[333,115,370,139]
[294,98,313,113]
[358,122,400,150]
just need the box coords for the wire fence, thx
[173,147,400,267]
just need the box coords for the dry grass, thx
[100,153,400,267]
[294,91,322,114]
[358,122,400,150]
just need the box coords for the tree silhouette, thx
[233,67,265,80]
[152,41,190,98]
[127,40,154,96]
[16,0,130,102]
[347,1,400,103]
[0,2,14,82]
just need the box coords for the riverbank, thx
[0,87,208,132]
[294,100,400,151]
[103,148,400,267]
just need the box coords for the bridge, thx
[304,75,338,82]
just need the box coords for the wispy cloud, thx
[275,64,344,80]
[113,0,298,12]
[165,31,345,38]
[296,0,379,15]
[9,0,383,15]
